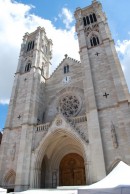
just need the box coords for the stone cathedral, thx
[0,0,130,192]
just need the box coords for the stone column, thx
[15,125,33,192]
[0,129,10,185]
[29,154,35,188]
[81,45,106,182]
[86,110,106,182]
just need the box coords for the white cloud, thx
[0,0,129,106]
[59,8,74,29]
[0,0,79,104]
[116,40,130,91]
[0,99,10,105]
[116,40,130,55]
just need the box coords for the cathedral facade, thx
[0,0,130,192]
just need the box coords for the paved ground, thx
[9,186,130,194]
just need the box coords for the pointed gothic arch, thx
[3,169,16,189]
[87,31,101,48]
[59,153,86,186]
[64,64,69,74]
[25,61,32,72]
[83,13,97,26]
[90,35,100,47]
[30,126,88,189]
[108,159,121,173]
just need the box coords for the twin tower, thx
[0,0,130,192]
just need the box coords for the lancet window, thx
[27,40,35,52]
[64,65,69,74]
[83,13,97,26]
[25,62,31,72]
[90,35,100,47]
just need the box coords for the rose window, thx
[59,95,80,117]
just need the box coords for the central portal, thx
[59,153,86,186]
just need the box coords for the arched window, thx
[32,41,35,49]
[90,39,93,47]
[64,65,69,74]
[93,37,97,46]
[30,42,32,50]
[3,169,16,192]
[83,17,87,26]
[27,41,35,52]
[27,42,30,51]
[25,62,31,72]
[64,66,66,74]
[67,65,69,73]
[96,36,99,44]
[90,14,94,23]
[93,13,97,22]
[83,13,97,26]
[90,35,100,47]
[86,16,90,25]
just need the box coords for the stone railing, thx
[69,115,87,124]
[36,115,87,132]
[36,122,50,132]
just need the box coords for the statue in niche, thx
[111,122,118,149]
[10,142,16,161]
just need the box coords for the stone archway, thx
[3,170,16,192]
[59,153,86,186]
[32,128,88,189]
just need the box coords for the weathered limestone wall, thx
[43,57,86,123]
[0,128,21,185]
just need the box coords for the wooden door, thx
[59,153,86,186]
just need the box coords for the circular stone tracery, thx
[59,95,80,117]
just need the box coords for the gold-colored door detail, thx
[59,153,86,186]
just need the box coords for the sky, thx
[0,0,130,132]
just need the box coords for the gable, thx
[47,56,82,87]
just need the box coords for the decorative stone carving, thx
[67,117,89,144]
[59,94,81,117]
[85,24,99,36]
[111,122,118,149]
[56,119,62,126]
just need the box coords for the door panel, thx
[59,153,86,186]
[74,168,86,185]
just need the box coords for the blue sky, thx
[0,0,130,131]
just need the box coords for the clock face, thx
[62,76,71,84]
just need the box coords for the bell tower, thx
[5,27,52,129]
[74,0,129,104]
[18,26,52,78]
[74,0,130,183]
[0,27,52,192]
